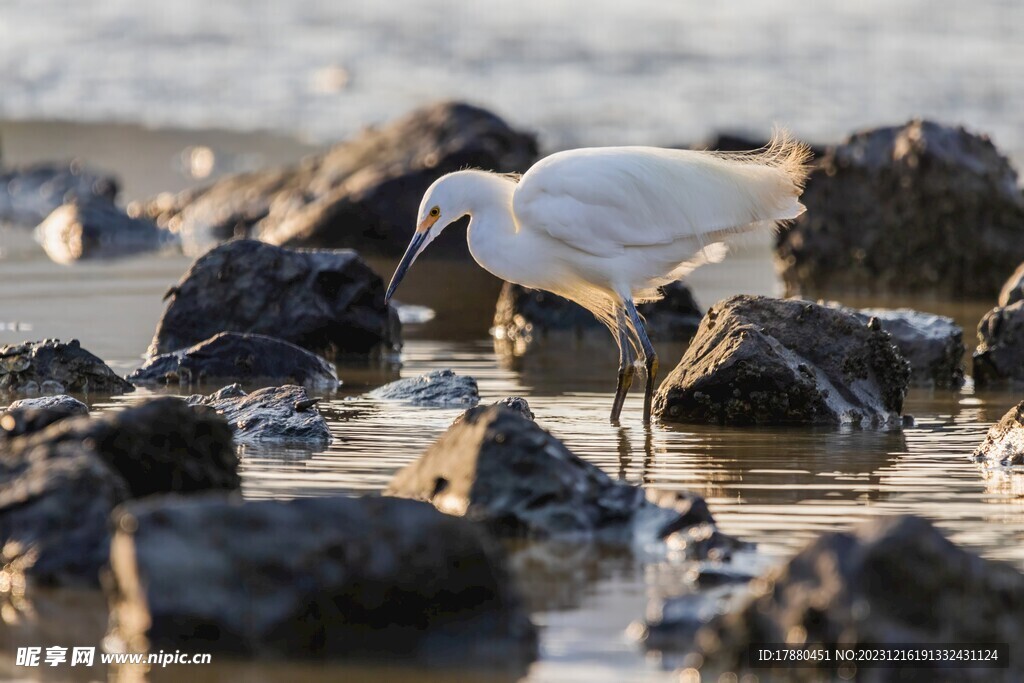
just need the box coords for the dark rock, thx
[130,332,339,389]
[492,396,534,420]
[688,516,1024,681]
[147,240,400,359]
[974,301,1024,386]
[999,262,1024,306]
[492,280,703,344]
[654,296,910,426]
[0,449,127,586]
[386,405,719,541]
[826,304,964,388]
[777,120,1024,298]
[687,564,757,589]
[645,489,716,539]
[143,102,538,257]
[1,395,89,440]
[0,339,134,396]
[665,522,752,563]
[369,369,479,408]
[106,495,537,667]
[13,397,239,498]
[973,401,1024,467]
[36,199,177,264]
[0,398,238,586]
[0,161,118,228]
[453,396,534,426]
[187,384,331,443]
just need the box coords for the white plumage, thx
[386,130,811,424]
[514,141,806,256]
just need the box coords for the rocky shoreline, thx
[2,102,1024,679]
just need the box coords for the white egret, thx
[386,131,811,424]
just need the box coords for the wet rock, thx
[493,281,703,344]
[106,495,537,666]
[974,301,1024,386]
[0,398,237,585]
[654,296,910,426]
[999,262,1024,306]
[7,394,88,414]
[187,384,331,443]
[147,240,400,359]
[36,199,177,264]
[13,397,239,498]
[666,522,752,563]
[0,161,118,228]
[826,304,964,388]
[0,450,127,585]
[454,396,534,426]
[130,332,339,389]
[973,401,1024,467]
[777,120,1024,298]
[369,369,479,408]
[688,516,1024,681]
[387,405,717,541]
[143,102,538,257]
[1,395,89,440]
[0,339,134,396]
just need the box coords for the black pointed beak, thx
[385,230,428,304]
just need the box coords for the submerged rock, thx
[0,339,134,396]
[187,384,331,443]
[106,495,538,666]
[1,395,89,440]
[493,280,703,344]
[36,199,176,264]
[974,301,1024,386]
[143,102,538,257]
[777,120,1024,298]
[130,332,339,389]
[684,516,1024,682]
[654,296,910,426]
[369,369,479,408]
[387,404,720,542]
[0,161,118,228]
[826,304,965,388]
[0,450,127,585]
[147,240,400,359]
[973,401,1024,467]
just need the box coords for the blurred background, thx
[2,0,1023,199]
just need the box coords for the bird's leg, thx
[625,300,658,425]
[609,309,635,425]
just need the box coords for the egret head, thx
[385,176,464,303]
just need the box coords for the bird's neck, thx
[447,171,528,284]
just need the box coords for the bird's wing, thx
[512,136,809,257]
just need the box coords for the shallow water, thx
[1,235,1022,682]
